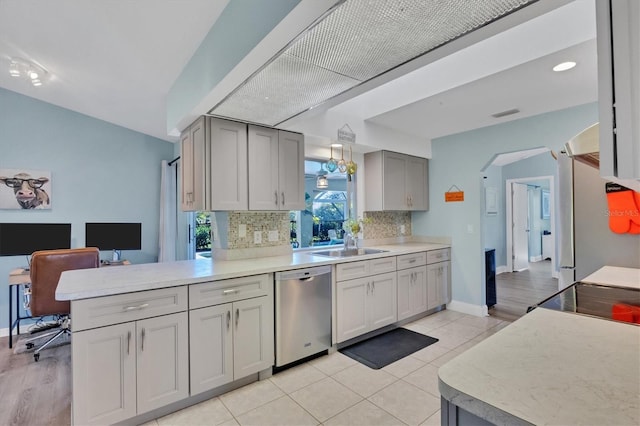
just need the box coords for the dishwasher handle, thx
[276,265,332,281]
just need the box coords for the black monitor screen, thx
[85,222,142,251]
[0,223,72,256]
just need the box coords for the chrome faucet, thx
[344,233,355,251]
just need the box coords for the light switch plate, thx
[238,224,246,238]
[268,230,279,242]
[400,225,406,234]
[254,231,262,244]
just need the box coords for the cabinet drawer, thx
[397,252,427,270]
[189,274,270,309]
[427,248,450,264]
[72,286,188,332]
[336,260,370,281]
[370,256,397,275]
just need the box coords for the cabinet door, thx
[397,269,413,321]
[406,155,428,211]
[438,261,451,306]
[233,295,274,379]
[248,125,280,210]
[336,277,369,343]
[180,127,194,211]
[382,151,408,210]
[210,118,248,210]
[190,304,233,395]
[426,263,440,310]
[137,312,189,414]
[189,116,208,211]
[278,130,305,211]
[411,266,428,315]
[369,272,397,330]
[72,323,136,426]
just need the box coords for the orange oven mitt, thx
[605,183,640,234]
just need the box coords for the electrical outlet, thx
[400,225,406,235]
[254,231,262,244]
[467,224,474,234]
[268,230,279,242]
[238,224,246,238]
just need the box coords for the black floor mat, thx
[339,328,439,369]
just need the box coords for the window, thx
[290,159,354,248]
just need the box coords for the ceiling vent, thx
[491,108,521,118]
[209,0,536,127]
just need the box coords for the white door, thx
[512,183,530,271]
[189,304,233,395]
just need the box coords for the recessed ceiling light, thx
[330,143,343,148]
[553,61,576,72]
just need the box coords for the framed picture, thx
[0,168,52,210]
[485,187,498,215]
[541,189,550,219]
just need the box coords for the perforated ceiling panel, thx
[210,0,536,126]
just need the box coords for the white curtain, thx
[158,160,177,262]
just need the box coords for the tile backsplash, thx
[223,211,290,249]
[362,211,412,239]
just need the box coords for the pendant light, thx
[326,145,338,172]
[338,145,347,173]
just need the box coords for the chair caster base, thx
[34,353,40,362]
[26,343,34,349]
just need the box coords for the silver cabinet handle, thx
[141,328,145,352]
[274,191,278,206]
[281,192,285,206]
[222,289,239,295]
[366,282,370,295]
[127,331,131,355]
[372,282,375,293]
[235,308,239,327]
[124,303,149,311]
[226,310,231,330]
[409,259,416,264]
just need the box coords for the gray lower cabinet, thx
[189,295,274,395]
[72,312,189,425]
[426,248,452,309]
[397,265,428,321]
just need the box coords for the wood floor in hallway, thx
[489,260,559,322]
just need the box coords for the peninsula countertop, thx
[56,242,449,301]
[438,305,640,425]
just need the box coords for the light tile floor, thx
[144,310,511,426]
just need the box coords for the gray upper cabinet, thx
[365,150,429,211]
[180,116,207,211]
[209,118,248,210]
[248,125,304,211]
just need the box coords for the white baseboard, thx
[529,255,543,262]
[0,327,9,338]
[496,265,508,275]
[446,300,488,317]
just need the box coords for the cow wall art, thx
[0,169,52,210]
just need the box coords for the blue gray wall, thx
[412,103,598,310]
[0,88,174,330]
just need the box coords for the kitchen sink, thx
[311,248,388,258]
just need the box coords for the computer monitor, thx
[85,223,141,260]
[0,223,72,257]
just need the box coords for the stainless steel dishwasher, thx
[275,265,332,367]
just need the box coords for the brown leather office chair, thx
[23,247,99,361]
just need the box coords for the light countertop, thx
[581,266,640,290]
[56,242,449,301]
[438,307,640,426]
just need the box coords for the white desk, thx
[7,268,31,348]
[7,261,131,348]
